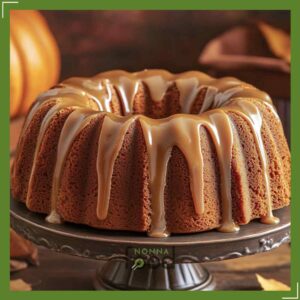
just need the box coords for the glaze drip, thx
[96,114,137,220]
[226,99,279,225]
[139,116,206,237]
[202,111,238,233]
[47,109,97,223]
[20,69,280,237]
[26,97,96,206]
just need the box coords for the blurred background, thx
[42,10,290,78]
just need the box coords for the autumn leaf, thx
[258,22,290,63]
[10,279,31,291]
[256,274,290,291]
[10,259,28,273]
[10,229,38,266]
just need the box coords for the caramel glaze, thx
[16,69,282,237]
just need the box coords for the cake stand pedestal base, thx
[93,260,215,290]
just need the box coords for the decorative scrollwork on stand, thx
[11,218,94,258]
[195,232,290,263]
[11,213,290,264]
[200,248,252,262]
[258,233,290,252]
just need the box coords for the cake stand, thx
[10,200,290,291]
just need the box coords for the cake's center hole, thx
[127,85,208,119]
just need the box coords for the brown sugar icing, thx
[18,69,281,237]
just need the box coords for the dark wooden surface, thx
[10,245,290,290]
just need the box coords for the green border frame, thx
[1,0,299,299]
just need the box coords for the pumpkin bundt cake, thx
[11,70,290,237]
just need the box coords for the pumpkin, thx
[10,10,60,118]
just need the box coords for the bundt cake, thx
[11,70,290,237]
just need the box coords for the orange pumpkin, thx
[10,10,60,118]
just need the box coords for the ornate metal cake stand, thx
[10,200,290,291]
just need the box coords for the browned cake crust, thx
[11,70,290,236]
